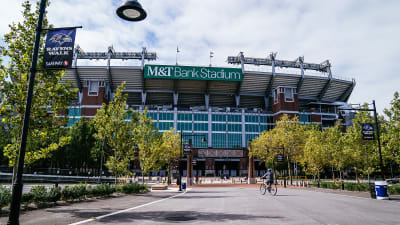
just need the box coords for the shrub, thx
[120,183,148,194]
[21,193,34,204]
[351,183,368,192]
[29,186,48,204]
[388,185,400,195]
[62,186,74,201]
[89,184,115,197]
[48,187,62,202]
[0,186,11,208]
[73,184,87,200]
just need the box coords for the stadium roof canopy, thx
[63,47,355,111]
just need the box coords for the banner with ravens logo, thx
[44,28,76,69]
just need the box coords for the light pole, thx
[8,1,147,224]
[179,129,207,190]
[340,100,385,180]
[7,1,47,224]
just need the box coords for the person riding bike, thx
[262,168,274,191]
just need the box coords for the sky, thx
[1,0,399,114]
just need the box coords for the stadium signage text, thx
[144,65,242,82]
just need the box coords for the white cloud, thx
[1,0,399,113]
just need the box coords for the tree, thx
[323,121,349,181]
[159,128,181,184]
[93,82,137,182]
[344,104,379,183]
[133,108,162,184]
[382,92,400,176]
[0,123,11,165]
[273,114,307,184]
[51,118,97,171]
[302,127,327,183]
[0,1,76,174]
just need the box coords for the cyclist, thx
[262,168,274,192]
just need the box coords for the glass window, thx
[193,134,208,148]
[212,114,226,122]
[260,125,268,132]
[212,133,226,148]
[245,124,259,132]
[194,113,208,121]
[194,123,208,131]
[245,115,258,123]
[227,124,242,132]
[212,123,226,132]
[68,108,81,117]
[178,122,192,131]
[159,113,173,121]
[159,122,174,131]
[284,88,294,102]
[227,133,242,148]
[178,113,192,121]
[260,116,267,123]
[299,114,310,123]
[227,115,241,122]
[147,112,157,120]
[245,134,259,146]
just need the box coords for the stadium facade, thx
[63,46,355,178]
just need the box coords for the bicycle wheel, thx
[269,183,277,196]
[259,183,267,195]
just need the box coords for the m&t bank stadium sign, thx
[144,65,242,82]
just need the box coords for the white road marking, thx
[69,191,187,225]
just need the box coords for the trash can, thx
[369,183,376,199]
[375,181,389,200]
[181,182,186,191]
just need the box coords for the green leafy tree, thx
[344,104,379,182]
[133,108,162,184]
[93,82,137,182]
[323,121,349,181]
[0,123,11,165]
[383,92,400,167]
[273,114,307,183]
[51,118,97,171]
[0,1,76,173]
[302,127,327,183]
[159,128,181,184]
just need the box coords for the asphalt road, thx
[1,187,399,225]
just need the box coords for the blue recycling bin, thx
[181,182,186,191]
[375,181,389,200]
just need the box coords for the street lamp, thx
[178,129,207,191]
[117,0,147,21]
[8,1,147,224]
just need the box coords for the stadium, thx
[63,46,356,179]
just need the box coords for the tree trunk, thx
[332,166,335,181]
[287,156,292,185]
[355,167,359,183]
[167,164,171,185]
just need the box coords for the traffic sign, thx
[277,154,284,162]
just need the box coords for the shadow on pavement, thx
[95,210,284,223]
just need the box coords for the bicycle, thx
[259,179,277,196]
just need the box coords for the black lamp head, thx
[116,0,147,21]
